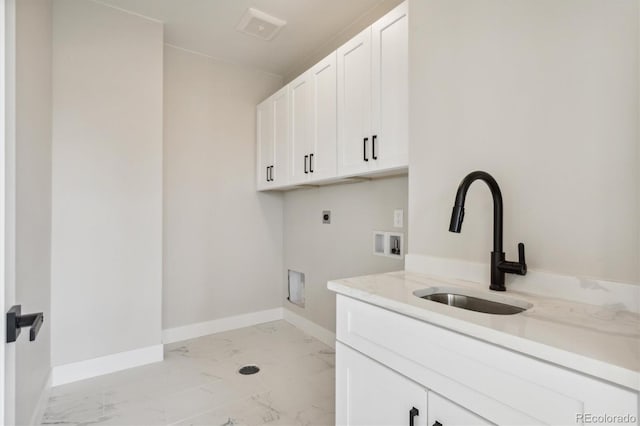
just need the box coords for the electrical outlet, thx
[393,209,403,228]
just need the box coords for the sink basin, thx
[413,287,531,315]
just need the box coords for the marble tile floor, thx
[42,321,335,426]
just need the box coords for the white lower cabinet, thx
[335,295,639,426]
[427,392,492,426]
[337,342,491,426]
[337,342,428,426]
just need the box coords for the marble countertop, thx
[328,270,640,391]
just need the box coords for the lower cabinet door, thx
[427,392,493,426]
[337,342,427,426]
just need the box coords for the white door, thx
[371,1,409,170]
[271,86,289,186]
[337,27,372,177]
[336,342,428,426]
[309,51,337,181]
[1,0,15,423]
[288,72,312,185]
[256,98,274,190]
[428,392,493,426]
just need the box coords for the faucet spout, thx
[449,171,503,253]
[448,171,526,291]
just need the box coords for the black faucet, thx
[449,171,527,291]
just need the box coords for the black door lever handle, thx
[6,305,44,343]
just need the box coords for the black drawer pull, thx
[304,155,309,174]
[409,407,419,426]
[309,153,314,173]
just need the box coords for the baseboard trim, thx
[50,308,333,387]
[51,344,163,387]
[282,308,336,349]
[162,308,284,344]
[29,371,51,426]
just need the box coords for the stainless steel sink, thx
[413,287,531,315]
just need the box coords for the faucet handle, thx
[518,243,527,274]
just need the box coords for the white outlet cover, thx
[393,209,403,228]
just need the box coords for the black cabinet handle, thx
[304,155,309,174]
[363,137,369,161]
[266,166,270,182]
[309,153,314,173]
[409,407,419,426]
[270,166,274,181]
[433,422,442,426]
[372,135,378,159]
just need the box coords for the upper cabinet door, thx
[272,86,289,186]
[337,27,372,176]
[309,52,337,181]
[257,86,289,190]
[371,1,409,170]
[256,99,274,191]
[289,72,312,185]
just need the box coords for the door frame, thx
[0,0,7,421]
[1,0,17,424]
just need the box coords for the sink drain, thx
[238,365,260,375]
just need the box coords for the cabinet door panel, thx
[310,52,337,180]
[337,342,427,426]
[372,2,408,170]
[289,72,312,185]
[272,86,289,186]
[256,100,273,190]
[428,392,493,426]
[337,28,372,176]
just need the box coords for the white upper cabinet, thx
[308,52,338,181]
[256,86,289,190]
[289,71,313,185]
[371,1,409,170]
[337,1,408,177]
[257,1,407,191]
[256,99,273,191]
[288,51,338,185]
[337,28,373,176]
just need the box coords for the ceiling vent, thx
[236,8,286,41]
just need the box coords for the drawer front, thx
[428,391,493,426]
[337,295,638,425]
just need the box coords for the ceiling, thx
[97,0,386,76]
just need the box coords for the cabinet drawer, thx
[337,295,638,425]
[428,392,493,426]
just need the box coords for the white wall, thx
[163,45,284,329]
[15,0,52,422]
[408,0,639,284]
[51,0,163,366]
[283,176,408,332]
